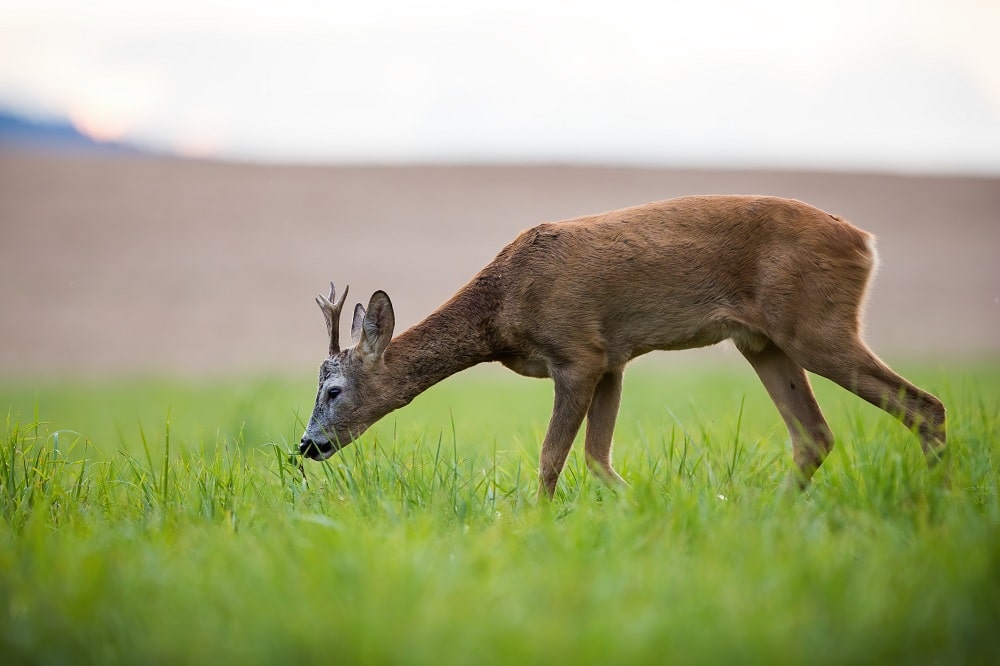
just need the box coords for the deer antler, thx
[316,281,350,355]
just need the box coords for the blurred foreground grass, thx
[2,361,999,665]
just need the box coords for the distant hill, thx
[0,108,142,155]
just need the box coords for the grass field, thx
[2,360,998,665]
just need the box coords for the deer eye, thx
[327,387,342,401]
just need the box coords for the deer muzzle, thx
[299,436,336,460]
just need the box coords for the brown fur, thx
[301,195,947,498]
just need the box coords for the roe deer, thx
[300,195,946,498]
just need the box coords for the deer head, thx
[300,283,396,460]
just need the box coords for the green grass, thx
[1,360,999,665]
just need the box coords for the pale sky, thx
[2,0,999,173]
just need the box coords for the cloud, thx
[1,0,998,171]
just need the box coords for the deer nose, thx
[299,436,333,459]
[299,437,318,457]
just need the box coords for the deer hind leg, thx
[786,336,947,466]
[740,341,835,489]
[538,365,603,499]
[584,368,627,487]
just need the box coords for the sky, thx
[2,0,999,173]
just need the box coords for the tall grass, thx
[1,362,998,665]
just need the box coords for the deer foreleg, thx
[538,367,602,499]
[584,368,627,487]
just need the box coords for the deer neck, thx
[380,278,501,407]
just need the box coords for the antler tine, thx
[316,281,350,355]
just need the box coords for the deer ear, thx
[358,291,394,359]
[351,303,365,343]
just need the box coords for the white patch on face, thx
[320,355,346,383]
[303,355,351,446]
[320,369,347,412]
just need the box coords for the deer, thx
[299,195,947,498]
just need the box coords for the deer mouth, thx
[299,437,336,460]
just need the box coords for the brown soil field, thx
[1,152,997,378]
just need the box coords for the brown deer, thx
[300,195,946,498]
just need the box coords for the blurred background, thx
[1,0,998,377]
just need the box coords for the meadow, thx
[1,359,998,665]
